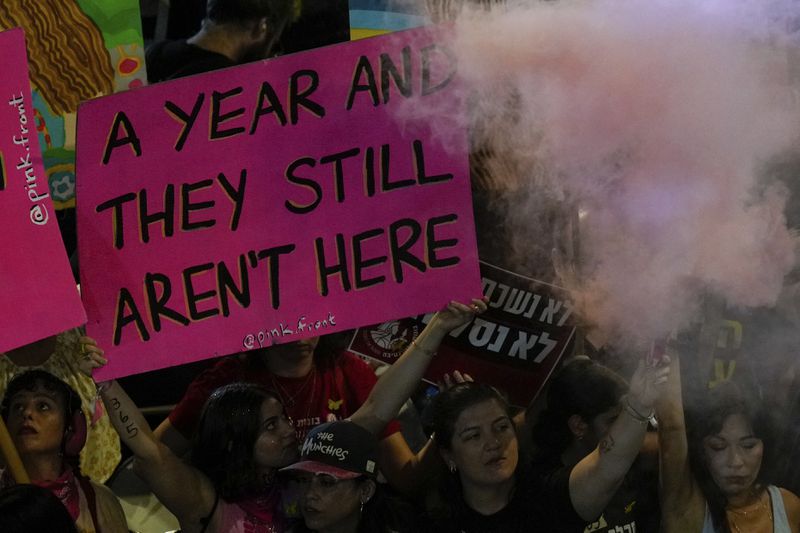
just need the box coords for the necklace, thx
[727,489,772,533]
[270,367,315,409]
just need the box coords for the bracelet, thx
[411,339,437,358]
[623,396,657,427]
[96,381,112,394]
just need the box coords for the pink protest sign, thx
[0,28,86,353]
[77,26,480,380]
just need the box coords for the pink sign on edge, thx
[0,28,86,353]
[77,25,481,380]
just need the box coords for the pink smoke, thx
[429,0,800,342]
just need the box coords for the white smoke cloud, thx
[413,0,800,344]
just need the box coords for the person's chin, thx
[721,476,753,494]
[278,448,299,467]
[302,510,328,529]
[479,466,514,485]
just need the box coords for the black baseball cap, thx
[280,420,377,479]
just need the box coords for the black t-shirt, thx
[145,40,235,83]
[533,454,660,533]
[432,464,586,533]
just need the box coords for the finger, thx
[470,299,487,314]
[453,370,464,383]
[79,336,98,347]
[88,347,105,357]
[90,352,108,364]
[654,372,670,383]
[472,296,489,310]
[463,373,474,382]
[654,367,671,379]
[448,301,474,314]
[443,373,453,387]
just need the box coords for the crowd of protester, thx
[5,315,798,532]
[1,0,799,532]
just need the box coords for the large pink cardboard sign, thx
[77,26,480,380]
[0,28,86,353]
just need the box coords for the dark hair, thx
[190,382,284,500]
[425,383,515,526]
[0,484,78,533]
[357,483,419,533]
[206,0,293,27]
[686,380,776,533]
[531,357,628,457]
[1,370,81,422]
[430,382,514,451]
[291,479,419,533]
[1,370,83,461]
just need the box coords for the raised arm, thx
[377,370,475,494]
[79,338,217,528]
[349,298,486,435]
[567,357,670,521]
[655,354,705,532]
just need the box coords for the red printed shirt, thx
[169,351,400,443]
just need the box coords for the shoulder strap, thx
[76,475,101,533]
[767,485,791,533]
[701,504,716,533]
[199,491,221,533]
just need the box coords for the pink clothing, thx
[206,489,287,533]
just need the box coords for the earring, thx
[448,463,457,474]
[359,500,365,515]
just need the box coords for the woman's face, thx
[298,473,371,532]
[445,399,518,487]
[703,413,763,498]
[265,336,320,361]
[6,384,66,457]
[252,398,298,469]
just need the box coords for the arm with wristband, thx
[567,356,671,521]
[350,298,486,435]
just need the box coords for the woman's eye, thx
[319,476,338,487]
[38,402,51,411]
